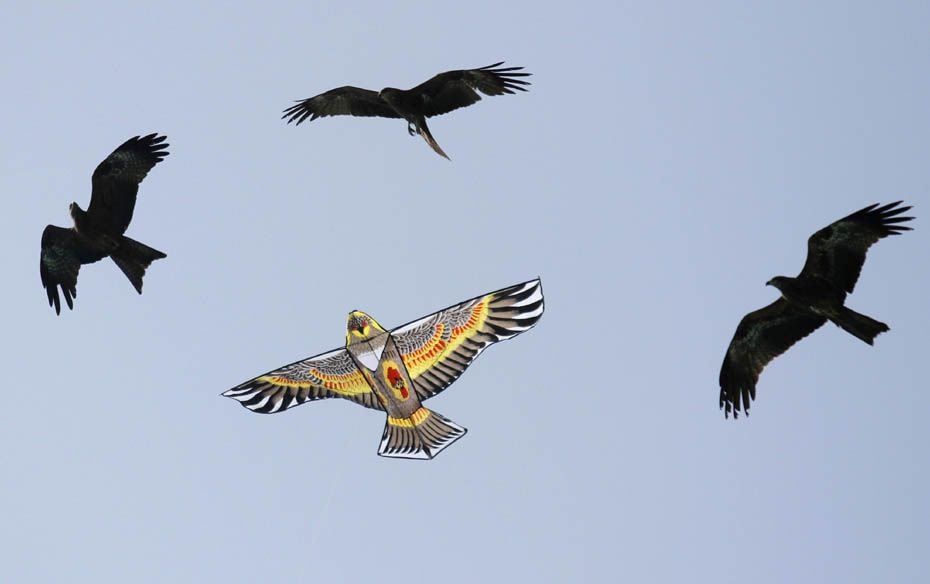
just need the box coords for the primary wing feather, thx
[282,86,401,125]
[393,279,544,401]
[719,299,826,418]
[223,348,382,414]
[411,62,532,117]
[40,226,81,314]
[39,225,109,314]
[87,133,169,235]
[799,201,913,293]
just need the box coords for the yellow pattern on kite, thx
[387,407,431,428]
[258,367,372,397]
[401,297,490,380]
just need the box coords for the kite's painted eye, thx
[361,320,368,328]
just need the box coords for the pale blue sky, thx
[2,1,928,582]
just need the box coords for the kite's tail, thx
[111,235,167,294]
[834,307,889,345]
[415,118,450,160]
[378,407,466,460]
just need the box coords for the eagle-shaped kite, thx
[40,134,169,314]
[282,62,531,160]
[719,202,914,418]
[224,279,544,459]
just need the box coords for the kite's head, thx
[346,310,386,345]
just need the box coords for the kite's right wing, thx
[393,279,544,401]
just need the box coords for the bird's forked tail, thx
[415,118,450,160]
[110,235,167,294]
[378,407,466,460]
[834,306,889,345]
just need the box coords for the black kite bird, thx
[719,201,914,418]
[224,279,544,459]
[282,62,531,159]
[40,134,169,314]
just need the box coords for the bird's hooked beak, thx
[765,278,774,287]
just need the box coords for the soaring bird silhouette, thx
[40,134,169,314]
[224,279,544,459]
[282,62,531,159]
[719,202,913,417]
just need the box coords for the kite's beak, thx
[765,279,773,287]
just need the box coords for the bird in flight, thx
[40,134,169,314]
[282,62,531,160]
[719,201,914,418]
[223,279,544,459]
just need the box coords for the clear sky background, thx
[2,1,928,582]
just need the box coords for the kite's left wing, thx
[393,279,544,401]
[223,348,383,414]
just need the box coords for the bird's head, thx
[378,87,399,103]
[346,310,386,346]
[766,276,789,290]
[68,202,86,226]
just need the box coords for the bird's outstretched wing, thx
[39,225,109,314]
[410,62,531,118]
[282,86,402,125]
[223,348,382,414]
[40,226,81,314]
[719,299,827,418]
[799,201,913,293]
[87,133,170,235]
[392,279,544,401]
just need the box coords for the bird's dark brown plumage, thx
[282,62,531,158]
[719,201,913,418]
[40,134,169,314]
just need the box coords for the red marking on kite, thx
[387,366,409,398]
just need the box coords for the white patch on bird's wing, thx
[355,344,385,371]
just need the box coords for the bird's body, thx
[282,62,531,159]
[40,134,169,314]
[767,276,844,319]
[224,279,544,459]
[719,202,913,417]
